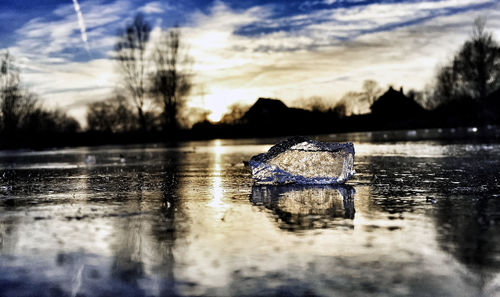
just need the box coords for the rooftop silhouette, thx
[370,87,425,118]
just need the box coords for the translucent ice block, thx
[249,137,355,185]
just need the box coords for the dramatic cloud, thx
[181,0,500,119]
[1,0,500,124]
[138,1,169,14]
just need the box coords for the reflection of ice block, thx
[250,185,355,229]
[249,137,355,185]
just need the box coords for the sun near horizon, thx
[1,0,500,127]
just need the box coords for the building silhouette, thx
[370,87,425,119]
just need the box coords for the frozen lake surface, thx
[1,128,500,296]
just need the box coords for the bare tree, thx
[87,95,138,133]
[179,107,211,128]
[115,13,152,131]
[433,17,500,108]
[220,103,250,124]
[339,91,365,115]
[291,96,335,113]
[332,101,347,119]
[150,26,192,132]
[454,18,500,100]
[307,96,331,112]
[362,80,382,105]
[24,108,80,134]
[406,88,430,110]
[433,65,460,106]
[0,52,38,133]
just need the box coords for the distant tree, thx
[454,18,500,100]
[180,107,211,128]
[47,110,80,133]
[362,80,382,105]
[339,91,364,115]
[292,96,334,113]
[335,80,381,116]
[433,17,500,108]
[406,89,425,109]
[24,108,80,134]
[115,13,152,131]
[433,65,458,106]
[0,52,38,133]
[415,84,437,110]
[332,101,347,119]
[150,26,193,132]
[87,95,138,133]
[307,96,331,112]
[87,101,113,133]
[0,52,80,138]
[220,103,250,124]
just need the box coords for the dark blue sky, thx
[0,0,499,123]
[2,0,496,51]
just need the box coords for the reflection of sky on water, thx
[1,128,500,296]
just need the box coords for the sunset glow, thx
[1,0,499,125]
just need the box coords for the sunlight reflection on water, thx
[207,140,229,215]
[0,127,500,296]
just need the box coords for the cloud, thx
[138,1,169,14]
[4,0,500,125]
[236,0,497,43]
[5,0,139,124]
[181,0,500,116]
[12,0,133,62]
[22,58,118,124]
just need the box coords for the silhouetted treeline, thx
[87,95,142,133]
[427,17,500,126]
[3,17,500,149]
[0,52,80,148]
[190,17,500,138]
[191,97,350,138]
[65,16,500,146]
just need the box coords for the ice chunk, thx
[250,185,355,229]
[249,136,355,185]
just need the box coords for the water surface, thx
[1,129,500,296]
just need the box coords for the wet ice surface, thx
[250,185,356,229]
[1,129,500,296]
[249,137,355,184]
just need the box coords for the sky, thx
[1,0,500,124]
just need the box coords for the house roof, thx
[370,87,425,116]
